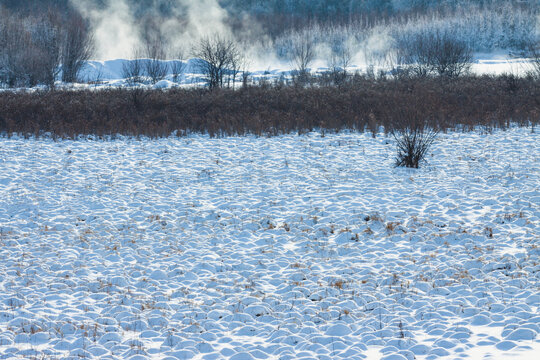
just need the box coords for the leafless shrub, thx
[330,41,352,70]
[145,50,168,85]
[431,33,472,78]
[328,41,352,86]
[122,49,144,87]
[393,125,438,168]
[328,43,352,85]
[193,35,242,89]
[290,32,315,84]
[396,31,472,78]
[396,32,433,77]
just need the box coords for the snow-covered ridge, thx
[0,127,538,359]
[73,53,538,90]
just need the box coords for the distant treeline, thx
[0,4,93,87]
[1,75,538,138]
[4,1,539,46]
[6,0,532,21]
[0,0,538,89]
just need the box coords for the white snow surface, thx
[0,127,539,359]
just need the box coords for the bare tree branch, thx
[141,18,168,84]
[193,36,242,90]
[61,13,94,83]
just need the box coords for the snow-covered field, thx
[0,127,539,360]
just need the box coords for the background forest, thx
[0,0,538,87]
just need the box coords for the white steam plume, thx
[70,0,234,60]
[71,0,139,60]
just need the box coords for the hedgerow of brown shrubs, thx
[0,75,538,138]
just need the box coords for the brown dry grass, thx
[0,75,538,138]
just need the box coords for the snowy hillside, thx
[0,127,538,359]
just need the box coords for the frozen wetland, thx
[0,127,538,359]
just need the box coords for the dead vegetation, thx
[0,75,538,138]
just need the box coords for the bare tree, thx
[396,31,472,78]
[431,32,472,77]
[290,32,315,81]
[193,35,241,89]
[329,42,352,85]
[145,46,168,84]
[141,18,168,84]
[0,7,94,89]
[61,13,94,83]
[396,32,434,77]
[228,48,246,89]
[122,49,144,87]
[0,15,29,87]
[122,47,149,109]
[31,16,62,88]
[0,10,62,88]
